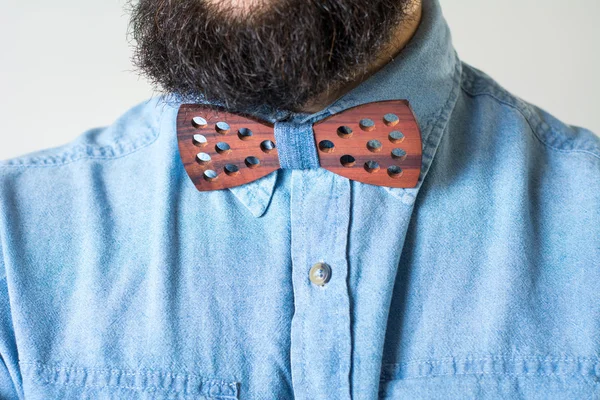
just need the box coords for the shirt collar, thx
[174,0,462,218]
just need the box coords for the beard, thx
[128,0,415,114]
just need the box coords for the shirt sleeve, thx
[0,238,22,399]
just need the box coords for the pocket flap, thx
[21,361,240,399]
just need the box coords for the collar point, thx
[227,170,279,218]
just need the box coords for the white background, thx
[1,0,598,160]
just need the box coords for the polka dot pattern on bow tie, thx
[176,104,281,191]
[193,121,276,182]
[177,100,422,191]
[312,101,421,187]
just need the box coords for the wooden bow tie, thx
[177,100,422,191]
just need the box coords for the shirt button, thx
[309,262,332,286]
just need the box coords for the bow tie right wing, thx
[312,100,422,189]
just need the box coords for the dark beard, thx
[128,0,414,114]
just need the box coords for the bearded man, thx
[0,0,599,399]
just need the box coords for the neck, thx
[299,0,423,114]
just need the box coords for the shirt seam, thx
[384,52,463,204]
[0,99,169,169]
[380,354,600,382]
[20,361,240,397]
[460,63,600,162]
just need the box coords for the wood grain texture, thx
[312,100,422,188]
[177,104,279,191]
[177,100,422,192]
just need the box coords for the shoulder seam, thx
[459,63,600,161]
[0,98,169,169]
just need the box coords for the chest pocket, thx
[20,361,240,400]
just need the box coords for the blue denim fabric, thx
[1,0,600,399]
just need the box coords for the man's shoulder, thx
[450,62,599,244]
[0,96,172,174]
[459,61,600,167]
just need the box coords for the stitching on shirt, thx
[460,63,600,161]
[384,52,463,204]
[333,173,344,395]
[20,362,234,381]
[381,370,599,381]
[21,361,240,398]
[300,171,307,393]
[383,355,600,366]
[385,116,434,202]
[418,53,464,177]
[33,377,238,399]
[0,99,170,169]
[379,354,600,382]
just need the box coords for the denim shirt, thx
[1,0,600,399]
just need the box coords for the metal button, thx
[192,116,207,128]
[192,134,207,147]
[309,262,332,286]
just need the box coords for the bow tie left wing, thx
[177,104,280,191]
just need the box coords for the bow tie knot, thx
[273,121,320,170]
[176,100,422,191]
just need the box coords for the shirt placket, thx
[289,167,352,400]
[274,119,353,400]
